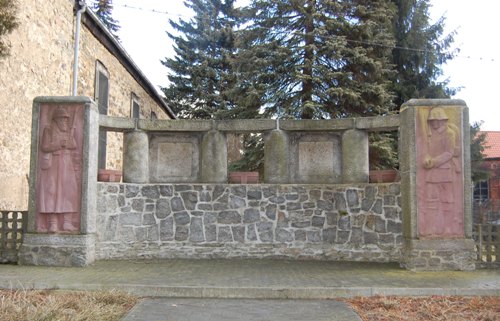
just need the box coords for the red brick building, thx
[474,132,500,223]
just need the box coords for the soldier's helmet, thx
[53,107,70,120]
[428,107,448,121]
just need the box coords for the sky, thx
[111,0,500,130]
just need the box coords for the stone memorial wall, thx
[95,183,403,261]
[21,97,476,271]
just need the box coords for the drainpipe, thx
[72,1,86,96]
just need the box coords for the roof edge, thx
[78,2,176,119]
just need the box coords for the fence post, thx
[400,99,475,271]
[18,96,98,266]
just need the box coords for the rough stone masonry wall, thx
[96,183,403,262]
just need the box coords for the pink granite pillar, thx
[19,97,99,266]
[400,99,475,271]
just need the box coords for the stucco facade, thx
[0,0,174,210]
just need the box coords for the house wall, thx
[0,0,171,210]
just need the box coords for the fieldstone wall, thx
[96,183,403,262]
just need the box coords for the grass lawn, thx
[0,290,498,321]
[0,290,138,321]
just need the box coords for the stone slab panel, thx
[149,134,201,183]
[290,133,341,183]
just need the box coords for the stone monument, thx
[18,97,99,266]
[400,99,475,271]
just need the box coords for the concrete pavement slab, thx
[121,298,361,321]
[0,259,498,298]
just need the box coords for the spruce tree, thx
[390,0,456,107]
[238,0,396,120]
[90,0,120,39]
[162,0,248,119]
[0,0,18,58]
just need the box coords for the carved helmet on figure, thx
[428,107,448,121]
[52,106,70,120]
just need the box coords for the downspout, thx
[72,1,86,96]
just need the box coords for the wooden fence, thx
[0,211,27,263]
[473,224,499,268]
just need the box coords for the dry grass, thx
[342,296,500,321]
[0,289,138,321]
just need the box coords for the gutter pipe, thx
[72,1,86,96]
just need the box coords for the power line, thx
[108,2,496,63]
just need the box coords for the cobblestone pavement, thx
[121,298,362,321]
[0,259,498,298]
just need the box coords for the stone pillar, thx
[123,130,149,183]
[342,129,369,183]
[264,130,289,183]
[400,99,475,271]
[19,96,99,267]
[201,130,227,183]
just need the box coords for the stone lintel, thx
[139,119,213,132]
[355,115,400,132]
[99,115,135,132]
[216,119,276,132]
[279,119,354,131]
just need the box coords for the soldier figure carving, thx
[421,107,462,237]
[37,106,80,233]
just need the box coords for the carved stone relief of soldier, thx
[36,105,83,233]
[417,107,464,238]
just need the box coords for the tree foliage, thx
[470,121,488,183]
[162,0,460,171]
[390,0,456,107]
[89,0,120,39]
[0,0,19,58]
[237,0,396,119]
[162,0,252,119]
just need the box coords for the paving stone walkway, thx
[121,298,361,321]
[0,259,498,298]
[0,259,498,320]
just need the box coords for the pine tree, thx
[162,0,249,119]
[90,0,120,39]
[390,0,456,107]
[237,0,396,120]
[0,0,18,58]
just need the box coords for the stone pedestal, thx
[403,239,476,271]
[400,99,474,271]
[19,96,98,266]
[18,234,96,267]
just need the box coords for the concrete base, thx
[18,233,95,267]
[402,238,476,271]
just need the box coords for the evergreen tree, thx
[237,0,396,120]
[0,0,18,58]
[90,0,120,39]
[470,122,488,183]
[390,0,456,107]
[162,0,250,119]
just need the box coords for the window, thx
[131,93,140,119]
[473,180,489,203]
[95,61,109,169]
[150,111,157,120]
